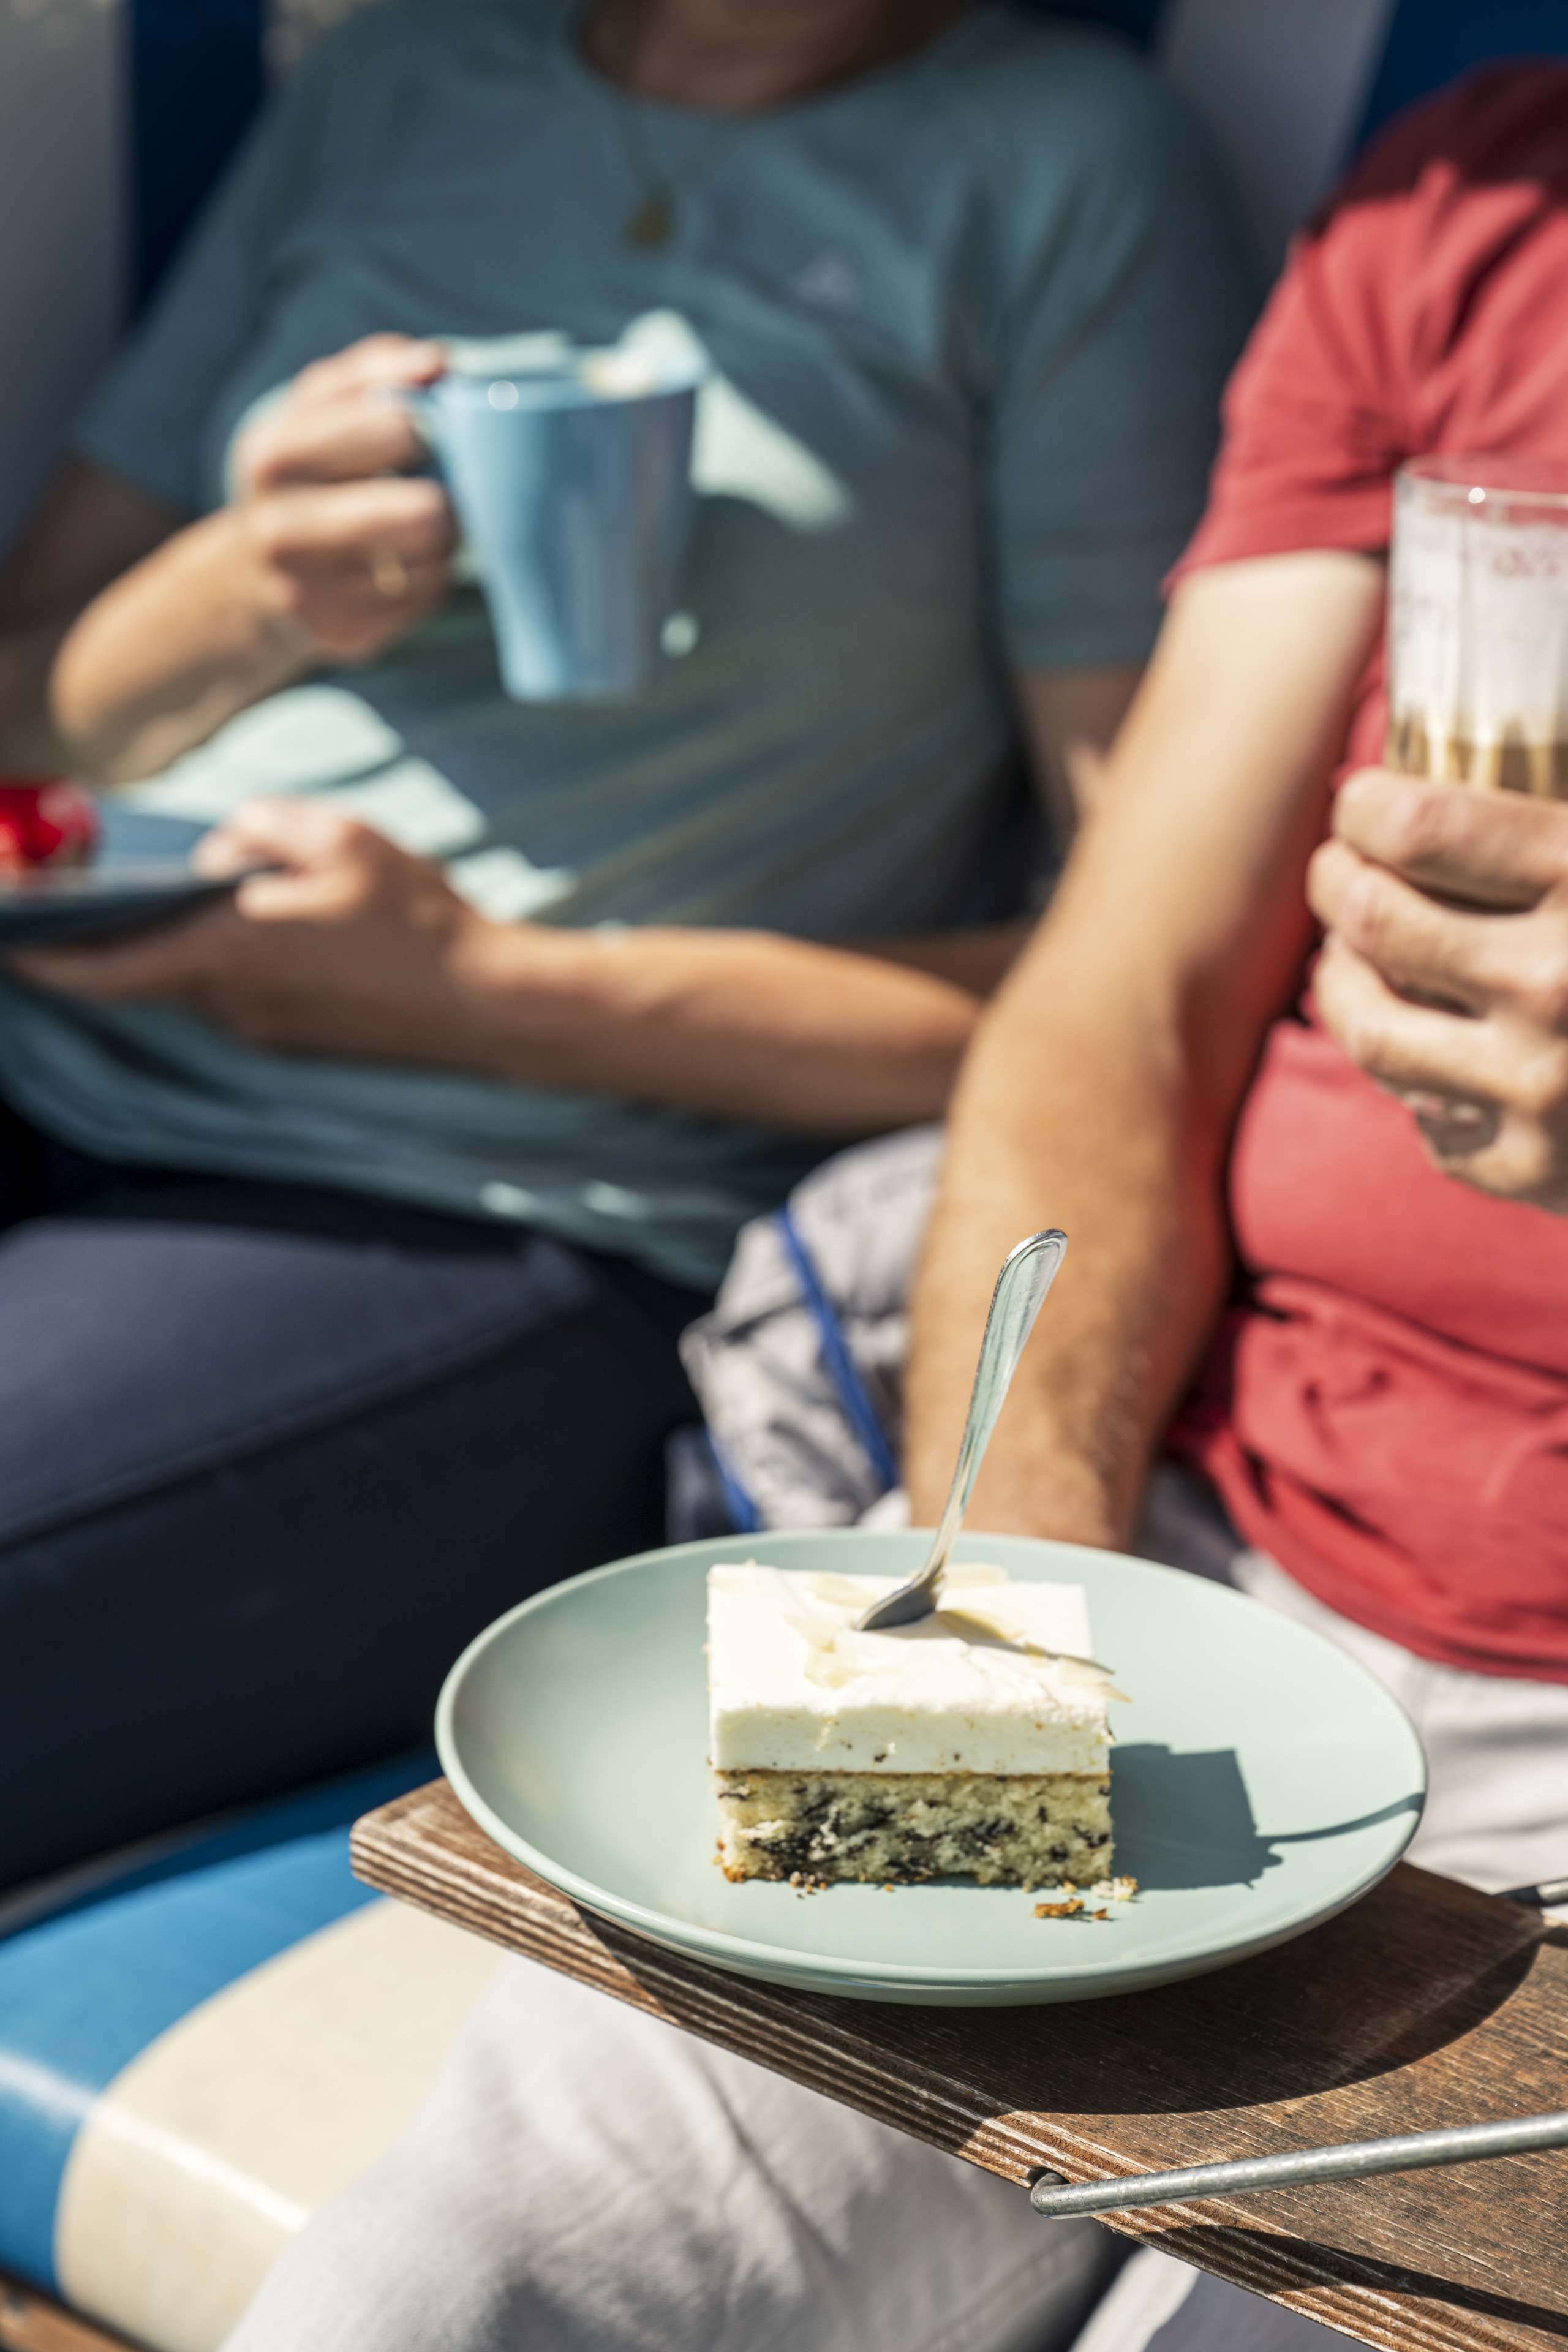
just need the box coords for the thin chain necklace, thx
[611,88,750,251]
[586,2,969,252]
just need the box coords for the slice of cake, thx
[708,1563,1117,1888]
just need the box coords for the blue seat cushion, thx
[0,1747,435,2297]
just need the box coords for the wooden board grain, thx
[0,2280,132,2352]
[353,1780,1568,2352]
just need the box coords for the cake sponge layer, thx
[716,1768,1113,1888]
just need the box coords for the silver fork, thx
[855,1229,1068,1633]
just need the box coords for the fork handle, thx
[924,1229,1068,1583]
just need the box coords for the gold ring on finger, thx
[371,549,409,600]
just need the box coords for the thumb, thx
[195,797,352,878]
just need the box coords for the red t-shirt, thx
[1172,67,1568,1684]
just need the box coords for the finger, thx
[260,556,451,657]
[203,797,382,876]
[1308,839,1496,1014]
[1334,769,1568,910]
[286,336,445,409]
[1312,933,1506,1103]
[250,478,456,567]
[190,826,258,878]
[240,396,429,490]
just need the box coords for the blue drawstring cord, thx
[774,1205,900,1498]
[704,1429,763,1535]
[701,1205,900,1536]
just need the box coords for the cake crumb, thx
[1090,1907,1109,1921]
[883,1883,895,1893]
[1034,1897,1085,1919]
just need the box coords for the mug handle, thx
[386,384,443,461]
[385,386,478,582]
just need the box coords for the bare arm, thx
[903,555,1384,1541]
[9,665,1140,1138]
[0,338,455,785]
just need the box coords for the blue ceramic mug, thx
[404,348,703,701]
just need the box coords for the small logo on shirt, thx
[792,251,863,315]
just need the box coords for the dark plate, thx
[0,864,248,946]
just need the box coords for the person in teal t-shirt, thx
[0,0,1253,1884]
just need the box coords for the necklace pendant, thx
[624,186,676,250]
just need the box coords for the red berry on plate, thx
[0,778,100,872]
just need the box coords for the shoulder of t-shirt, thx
[1275,58,1568,331]
[1174,59,1568,586]
[936,13,1212,277]
[1325,59,1568,220]
[941,11,1199,178]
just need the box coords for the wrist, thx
[443,911,592,1073]
[52,508,313,778]
[968,1478,1125,1553]
[206,507,318,676]
[911,1444,1128,1553]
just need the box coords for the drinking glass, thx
[1386,456,1568,796]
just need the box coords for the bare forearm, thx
[905,557,1384,1544]
[48,512,310,783]
[906,937,1231,1545]
[458,920,984,1133]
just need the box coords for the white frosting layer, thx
[707,1564,1112,1776]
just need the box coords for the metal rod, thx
[1029,2111,1568,2219]
[1501,1874,1568,1909]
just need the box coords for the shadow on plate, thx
[1112,1746,1424,1893]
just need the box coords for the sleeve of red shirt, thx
[1174,70,1568,582]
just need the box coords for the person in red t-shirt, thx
[909,65,1568,1912]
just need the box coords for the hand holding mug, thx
[228,334,458,665]
[1310,769,1568,1211]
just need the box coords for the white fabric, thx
[681,1124,941,1528]
[221,1957,1116,2352]
[1068,2238,1200,2352]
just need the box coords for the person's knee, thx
[226,2146,524,2352]
[222,1961,1107,2352]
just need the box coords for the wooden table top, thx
[353,1780,1568,2352]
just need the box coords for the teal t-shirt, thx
[7,0,1253,1286]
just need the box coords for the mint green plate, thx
[437,1529,1425,2007]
